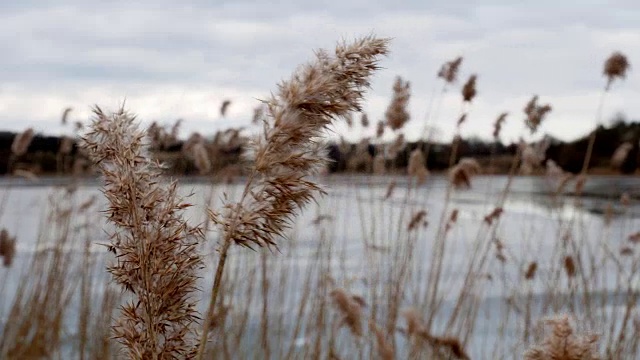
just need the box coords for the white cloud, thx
[1,1,638,144]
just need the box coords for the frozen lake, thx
[1,174,639,358]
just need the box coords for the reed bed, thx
[0,37,637,360]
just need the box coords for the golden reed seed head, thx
[385,76,411,131]
[564,256,576,278]
[524,95,552,134]
[524,315,600,360]
[524,262,538,280]
[81,106,203,358]
[330,288,365,337]
[437,56,463,84]
[220,99,232,117]
[461,74,477,103]
[483,207,503,225]
[493,112,508,139]
[408,210,427,231]
[216,36,389,250]
[604,51,630,89]
[0,228,16,267]
[11,128,35,157]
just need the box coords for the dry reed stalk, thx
[384,181,396,200]
[369,321,394,360]
[81,106,203,359]
[0,191,80,358]
[525,315,600,360]
[197,36,389,358]
[581,52,629,175]
[385,76,411,131]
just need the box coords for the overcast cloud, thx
[1,1,639,143]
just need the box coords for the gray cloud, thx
[1,1,639,143]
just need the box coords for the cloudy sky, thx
[1,1,639,144]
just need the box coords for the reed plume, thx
[524,315,600,360]
[581,52,630,174]
[437,57,463,84]
[493,112,508,139]
[81,106,203,359]
[330,288,365,337]
[11,128,35,157]
[385,76,411,131]
[197,35,389,357]
[461,75,477,103]
[604,51,630,90]
[0,228,16,267]
[524,96,552,134]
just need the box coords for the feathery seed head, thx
[524,96,552,134]
[81,106,203,358]
[437,57,463,84]
[461,74,477,103]
[385,76,411,131]
[11,128,35,157]
[604,51,630,89]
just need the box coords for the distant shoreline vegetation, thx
[1,118,639,178]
